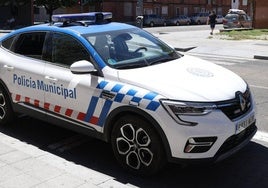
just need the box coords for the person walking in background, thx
[207,11,217,35]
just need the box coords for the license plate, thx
[236,113,255,133]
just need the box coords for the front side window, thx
[85,28,181,69]
[13,32,46,60]
[51,33,91,67]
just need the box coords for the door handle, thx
[3,65,14,71]
[45,76,58,82]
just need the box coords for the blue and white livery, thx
[0,12,257,175]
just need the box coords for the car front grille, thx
[216,88,252,120]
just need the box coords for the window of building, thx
[154,7,160,15]
[144,8,153,15]
[194,7,200,13]
[184,7,188,16]
[176,7,180,16]
[162,6,168,15]
[124,2,132,17]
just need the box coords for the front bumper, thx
[168,122,257,165]
[215,122,257,162]
[150,87,257,164]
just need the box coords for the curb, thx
[219,28,253,32]
[254,55,268,60]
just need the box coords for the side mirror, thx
[70,60,97,74]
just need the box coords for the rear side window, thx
[14,32,46,60]
[1,36,16,50]
[225,14,238,21]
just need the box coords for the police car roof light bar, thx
[52,12,112,25]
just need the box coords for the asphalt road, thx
[0,52,267,188]
[1,115,267,188]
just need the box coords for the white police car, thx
[0,12,257,175]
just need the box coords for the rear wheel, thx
[0,85,14,126]
[150,22,154,27]
[111,115,166,176]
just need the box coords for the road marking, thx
[253,131,268,143]
[250,84,268,90]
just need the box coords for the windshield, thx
[84,28,181,69]
[225,14,238,21]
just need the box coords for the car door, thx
[43,32,105,132]
[0,32,47,113]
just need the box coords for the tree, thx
[0,0,28,7]
[34,0,77,22]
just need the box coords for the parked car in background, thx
[223,9,252,29]
[143,14,166,27]
[167,15,191,26]
[191,12,209,25]
[216,15,224,24]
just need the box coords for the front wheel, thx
[0,85,14,126]
[111,115,166,176]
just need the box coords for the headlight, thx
[160,99,217,126]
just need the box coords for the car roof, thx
[1,12,137,41]
[0,21,136,42]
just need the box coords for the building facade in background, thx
[253,0,268,29]
[101,0,251,23]
[33,0,252,24]
[0,0,267,29]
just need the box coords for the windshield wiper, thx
[148,56,175,66]
[114,62,147,69]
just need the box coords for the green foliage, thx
[0,0,29,6]
[35,0,77,12]
[35,0,77,21]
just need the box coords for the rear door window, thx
[13,32,46,60]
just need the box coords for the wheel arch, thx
[0,79,13,105]
[103,106,172,159]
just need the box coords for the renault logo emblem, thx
[236,91,246,111]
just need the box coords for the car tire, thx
[176,22,180,26]
[111,115,166,176]
[0,85,14,126]
[150,22,154,27]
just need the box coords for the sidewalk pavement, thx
[0,131,133,188]
[146,28,268,60]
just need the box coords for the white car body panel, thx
[117,55,247,101]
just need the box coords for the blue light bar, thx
[52,12,112,24]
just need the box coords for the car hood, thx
[117,55,247,102]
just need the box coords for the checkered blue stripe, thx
[97,81,161,111]
[84,80,161,127]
